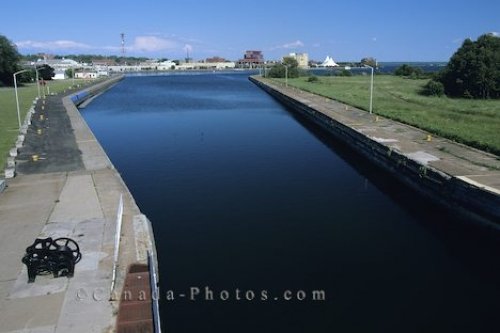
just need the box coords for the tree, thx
[421,80,444,97]
[37,64,55,80]
[360,57,377,68]
[17,69,36,84]
[65,68,73,78]
[337,69,352,77]
[0,34,21,86]
[394,64,423,78]
[268,57,299,78]
[438,33,500,99]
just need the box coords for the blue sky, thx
[2,0,498,62]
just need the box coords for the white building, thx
[53,69,66,80]
[75,72,97,79]
[176,61,236,70]
[157,60,177,70]
[36,58,79,70]
[107,65,142,72]
[287,53,309,68]
[320,56,338,67]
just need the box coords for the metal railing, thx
[110,194,123,296]
[148,250,161,333]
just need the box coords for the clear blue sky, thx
[2,0,498,62]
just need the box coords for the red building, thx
[237,50,264,68]
[206,56,228,63]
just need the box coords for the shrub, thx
[421,80,444,97]
[395,64,423,78]
[337,69,352,77]
[307,75,319,82]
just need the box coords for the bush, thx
[268,64,299,79]
[395,64,423,78]
[421,80,444,97]
[307,75,319,82]
[337,69,352,77]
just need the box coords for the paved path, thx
[254,77,500,224]
[0,83,154,333]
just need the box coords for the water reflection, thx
[81,73,500,333]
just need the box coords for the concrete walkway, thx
[253,77,500,224]
[0,82,155,332]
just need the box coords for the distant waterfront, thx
[307,61,447,75]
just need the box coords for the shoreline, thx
[250,76,500,227]
[0,76,159,332]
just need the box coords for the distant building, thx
[319,56,338,67]
[176,61,235,70]
[287,53,309,68]
[237,50,264,68]
[157,60,177,70]
[75,72,97,79]
[108,65,142,72]
[53,69,66,80]
[308,60,322,68]
[206,56,228,63]
[137,60,177,71]
[92,59,115,67]
[37,58,79,70]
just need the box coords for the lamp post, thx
[34,66,41,98]
[283,63,289,87]
[13,69,29,129]
[364,64,374,114]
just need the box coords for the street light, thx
[34,65,41,98]
[364,64,374,114]
[283,63,289,87]
[13,69,29,129]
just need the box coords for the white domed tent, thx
[320,56,338,67]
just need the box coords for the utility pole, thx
[121,33,125,56]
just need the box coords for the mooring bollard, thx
[6,157,15,168]
[4,168,15,178]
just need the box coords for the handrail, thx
[148,250,161,333]
[110,194,124,296]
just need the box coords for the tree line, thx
[395,33,499,99]
[267,34,499,100]
[0,35,55,86]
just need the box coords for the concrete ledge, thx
[250,76,500,227]
[0,75,159,332]
[68,75,124,107]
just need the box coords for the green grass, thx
[276,76,500,156]
[0,80,77,173]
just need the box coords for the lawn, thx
[0,80,76,174]
[276,75,500,156]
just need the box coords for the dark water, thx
[81,73,500,333]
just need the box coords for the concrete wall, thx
[250,76,500,227]
[70,75,124,106]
